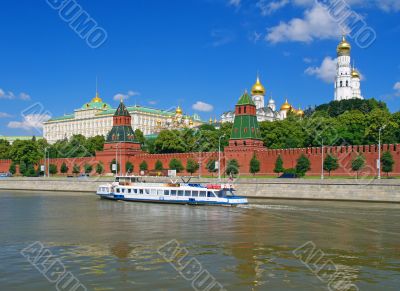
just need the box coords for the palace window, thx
[340,81,343,87]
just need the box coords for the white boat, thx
[96,176,248,206]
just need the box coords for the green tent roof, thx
[237,92,255,106]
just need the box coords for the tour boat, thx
[96,176,248,206]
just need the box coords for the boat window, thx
[127,189,131,194]
[216,191,224,198]
[192,191,199,197]
[116,188,120,193]
[200,191,206,197]
[171,190,177,196]
[158,189,164,195]
[185,191,191,197]
[133,189,137,194]
[139,189,143,194]
[151,189,157,195]
[178,190,184,196]
[145,189,150,195]
[207,191,215,197]
[164,190,169,196]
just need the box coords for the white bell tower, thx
[334,35,353,101]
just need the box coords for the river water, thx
[0,191,400,291]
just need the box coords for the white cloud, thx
[8,114,51,131]
[229,0,241,7]
[0,112,12,118]
[266,5,342,43]
[394,82,400,96]
[192,101,214,112]
[257,0,289,15]
[113,90,140,101]
[210,29,235,47]
[305,56,337,83]
[0,88,31,100]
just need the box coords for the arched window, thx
[340,81,342,87]
[346,80,349,87]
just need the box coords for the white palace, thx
[43,93,202,144]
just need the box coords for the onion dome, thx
[351,68,360,79]
[296,108,304,116]
[82,92,111,110]
[280,99,292,111]
[337,35,351,56]
[268,96,275,105]
[176,106,182,115]
[209,117,213,124]
[156,120,162,126]
[251,76,266,96]
[189,119,193,126]
[92,92,102,103]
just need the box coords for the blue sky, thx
[0,0,399,136]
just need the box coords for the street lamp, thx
[378,125,386,180]
[44,147,47,178]
[218,134,226,181]
[321,139,324,180]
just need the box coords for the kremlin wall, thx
[0,92,399,178]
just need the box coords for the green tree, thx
[85,135,105,155]
[9,139,41,166]
[250,154,260,176]
[140,161,148,171]
[206,159,218,176]
[19,162,27,176]
[351,154,365,179]
[295,154,311,177]
[84,163,93,174]
[381,151,394,177]
[169,159,184,173]
[154,130,186,153]
[226,159,240,176]
[0,139,11,159]
[155,160,164,171]
[72,164,81,175]
[324,154,339,176]
[96,162,104,175]
[186,158,199,175]
[126,161,134,173]
[274,155,284,176]
[110,159,120,174]
[9,162,16,175]
[60,162,68,174]
[49,164,58,175]
[134,129,146,145]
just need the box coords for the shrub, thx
[169,159,184,173]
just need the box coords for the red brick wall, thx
[1,144,399,177]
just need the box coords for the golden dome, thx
[156,120,162,126]
[91,92,102,103]
[296,108,304,116]
[280,99,292,111]
[251,76,266,96]
[189,119,193,126]
[176,106,182,115]
[209,117,213,124]
[351,68,360,79]
[337,35,351,56]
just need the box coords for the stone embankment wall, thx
[0,177,399,203]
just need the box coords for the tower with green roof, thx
[227,91,263,149]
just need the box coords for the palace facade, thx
[43,93,202,144]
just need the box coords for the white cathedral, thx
[220,76,304,123]
[335,35,363,101]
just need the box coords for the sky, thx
[0,0,399,136]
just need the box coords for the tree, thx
[9,162,16,175]
[84,163,93,174]
[206,159,218,176]
[169,159,184,173]
[9,139,41,166]
[295,154,311,177]
[324,154,339,176]
[140,161,148,171]
[85,135,105,155]
[351,154,365,179]
[126,161,134,174]
[61,162,68,174]
[19,162,27,176]
[72,164,80,175]
[49,164,58,175]
[0,139,11,159]
[155,160,164,171]
[154,130,186,153]
[96,162,104,175]
[134,129,146,145]
[381,151,394,177]
[250,154,260,176]
[226,159,239,176]
[274,155,284,176]
[186,158,199,175]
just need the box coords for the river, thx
[1,191,399,290]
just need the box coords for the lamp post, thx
[321,139,324,180]
[44,147,47,178]
[378,125,386,180]
[218,134,226,181]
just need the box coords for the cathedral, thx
[220,76,304,123]
[334,35,363,101]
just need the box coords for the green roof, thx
[237,92,255,106]
[106,125,138,143]
[114,101,130,116]
[230,114,261,139]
